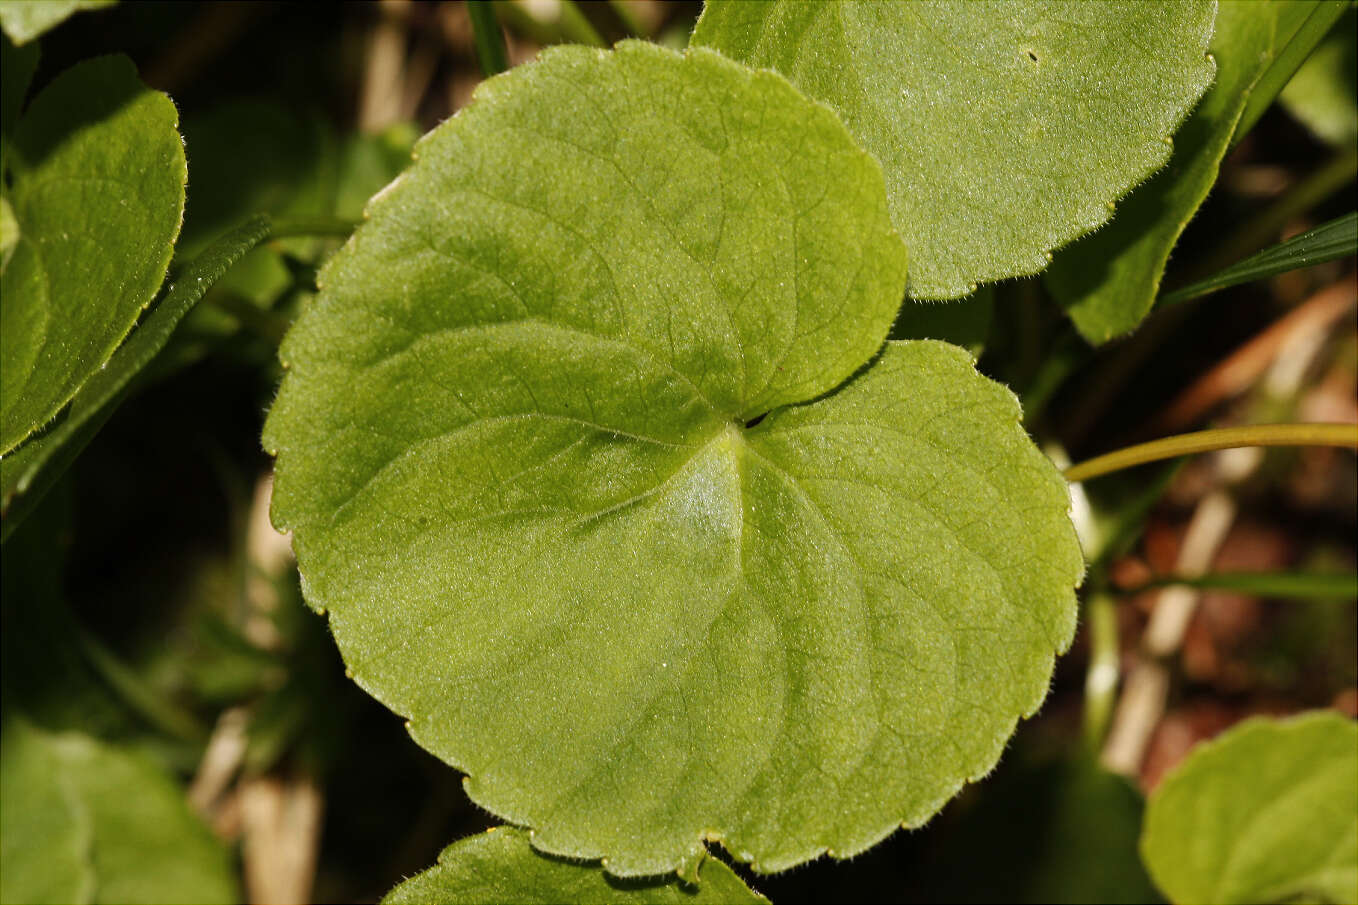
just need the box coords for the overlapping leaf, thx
[0,54,186,453]
[1048,0,1348,342]
[0,0,114,45]
[692,0,1216,300]
[1280,8,1357,148]
[266,42,1081,877]
[1141,712,1357,904]
[0,714,237,905]
[384,828,767,905]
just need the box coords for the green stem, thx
[267,216,358,239]
[557,0,607,47]
[1064,423,1358,483]
[1083,592,1120,753]
[206,291,291,345]
[468,1,509,77]
[1123,569,1357,600]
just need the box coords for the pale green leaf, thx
[1158,210,1356,306]
[0,714,238,905]
[692,0,1216,300]
[0,715,94,905]
[266,42,1080,877]
[1280,7,1357,147]
[0,55,186,453]
[0,0,114,45]
[0,195,16,268]
[1047,0,1340,343]
[1141,712,1358,905]
[384,827,768,905]
[1,216,274,542]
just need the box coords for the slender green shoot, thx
[1124,569,1357,601]
[1064,423,1358,483]
[1083,592,1120,753]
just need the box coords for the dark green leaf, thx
[1280,6,1358,147]
[889,289,993,357]
[1,216,274,541]
[0,55,186,453]
[1232,0,1351,146]
[1047,1,1338,343]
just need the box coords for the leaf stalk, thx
[1064,423,1358,483]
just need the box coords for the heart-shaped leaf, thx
[266,42,1081,877]
[1141,712,1357,905]
[692,0,1217,300]
[0,54,186,453]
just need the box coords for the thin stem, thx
[1064,423,1358,483]
[468,1,509,77]
[268,217,359,239]
[1083,592,1120,754]
[1121,569,1357,601]
[557,0,606,47]
[206,291,291,346]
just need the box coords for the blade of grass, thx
[1159,211,1357,307]
[468,1,509,77]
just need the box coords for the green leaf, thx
[0,714,94,905]
[1280,7,1357,148]
[0,55,186,454]
[1141,712,1358,905]
[1231,0,1351,146]
[0,0,114,45]
[0,714,238,905]
[1046,0,1339,343]
[691,0,1216,300]
[1158,210,1357,306]
[1,216,274,542]
[384,827,768,905]
[266,42,1081,877]
[888,288,994,358]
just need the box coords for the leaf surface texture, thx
[1047,0,1346,342]
[0,55,185,453]
[384,827,767,904]
[692,0,1216,299]
[1141,712,1358,905]
[266,42,1081,876]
